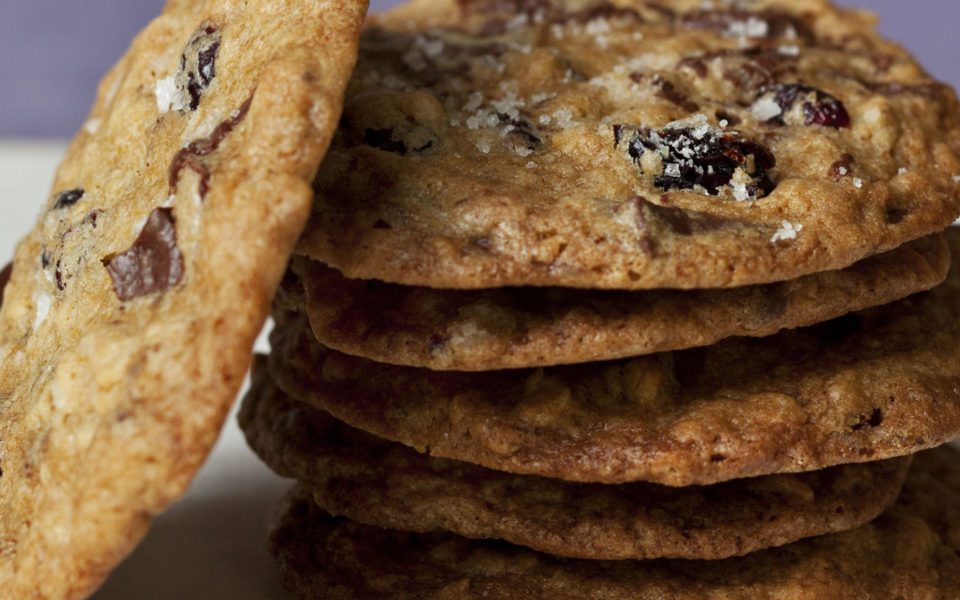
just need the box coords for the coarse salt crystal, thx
[155,76,184,113]
[770,221,803,244]
[751,97,782,121]
[853,177,863,189]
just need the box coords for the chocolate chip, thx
[756,84,851,128]
[617,125,776,198]
[103,208,184,301]
[52,189,84,210]
[169,96,252,196]
[0,262,12,305]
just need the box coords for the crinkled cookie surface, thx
[241,361,911,561]
[267,447,960,600]
[298,0,960,290]
[0,0,366,597]
[288,234,948,370]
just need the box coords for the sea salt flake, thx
[853,177,863,189]
[751,97,783,121]
[770,221,803,244]
[155,76,185,113]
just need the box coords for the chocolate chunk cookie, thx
[288,234,948,370]
[0,1,366,597]
[268,446,960,600]
[269,230,960,486]
[241,361,911,561]
[299,0,960,290]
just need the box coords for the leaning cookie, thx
[286,234,949,370]
[241,362,910,561]
[269,230,960,486]
[299,0,960,290]
[268,446,960,600]
[0,1,366,597]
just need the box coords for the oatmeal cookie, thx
[299,0,960,290]
[288,234,948,370]
[267,447,960,599]
[269,231,960,486]
[0,1,366,597]
[241,362,910,561]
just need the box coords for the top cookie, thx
[0,1,366,598]
[298,0,960,290]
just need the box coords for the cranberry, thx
[755,83,850,128]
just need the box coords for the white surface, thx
[0,142,292,599]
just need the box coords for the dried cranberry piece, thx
[103,208,184,301]
[616,125,776,198]
[756,83,850,128]
[52,189,84,210]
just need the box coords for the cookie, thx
[297,0,960,290]
[269,230,960,486]
[0,1,366,597]
[241,361,911,561]
[268,446,960,600]
[287,234,949,370]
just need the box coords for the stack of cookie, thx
[240,0,960,597]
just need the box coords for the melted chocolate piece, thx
[758,84,850,128]
[178,25,222,111]
[169,96,252,197]
[617,126,776,198]
[52,189,85,210]
[0,262,12,305]
[104,208,184,301]
[498,113,542,151]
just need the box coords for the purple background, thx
[0,0,957,137]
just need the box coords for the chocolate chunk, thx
[756,84,851,128]
[498,113,541,151]
[177,25,222,111]
[52,189,84,210]
[0,262,11,305]
[617,125,776,198]
[104,208,184,301]
[169,96,252,197]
